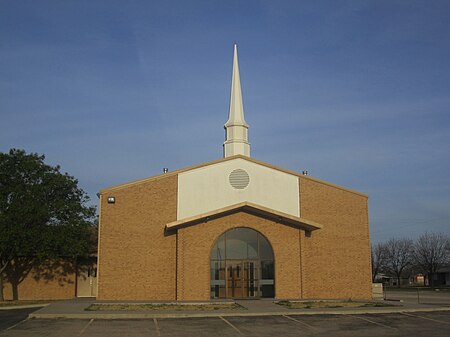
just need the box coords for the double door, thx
[76,265,97,297]
[226,260,259,298]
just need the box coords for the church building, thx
[97,45,372,300]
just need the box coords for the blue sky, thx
[1,1,449,243]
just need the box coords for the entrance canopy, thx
[165,201,323,233]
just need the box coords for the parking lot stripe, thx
[219,316,243,335]
[346,314,396,330]
[400,312,450,325]
[1,317,29,333]
[153,318,161,336]
[282,315,316,330]
[77,319,93,336]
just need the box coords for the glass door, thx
[210,228,275,299]
[226,260,243,298]
[244,261,259,298]
[226,260,260,298]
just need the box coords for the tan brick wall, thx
[97,164,371,301]
[2,261,76,300]
[97,175,178,300]
[176,212,303,300]
[299,176,372,299]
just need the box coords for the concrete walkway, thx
[26,298,450,319]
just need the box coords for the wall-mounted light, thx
[107,196,115,204]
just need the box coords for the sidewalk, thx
[27,298,450,319]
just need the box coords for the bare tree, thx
[371,243,387,282]
[384,238,414,287]
[414,232,450,287]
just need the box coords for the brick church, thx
[96,45,372,301]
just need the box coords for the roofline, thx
[165,201,323,232]
[99,155,367,197]
[99,156,237,193]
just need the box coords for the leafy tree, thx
[371,243,387,282]
[383,238,414,287]
[414,232,450,287]
[0,149,95,300]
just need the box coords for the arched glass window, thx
[210,227,274,299]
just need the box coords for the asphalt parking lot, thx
[1,310,450,337]
[0,308,39,332]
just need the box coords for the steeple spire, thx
[224,43,250,158]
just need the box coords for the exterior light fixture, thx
[107,197,115,204]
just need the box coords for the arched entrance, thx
[210,227,275,299]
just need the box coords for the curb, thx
[29,306,450,319]
[0,304,49,311]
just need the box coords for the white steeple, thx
[223,43,250,158]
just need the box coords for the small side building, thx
[2,258,97,300]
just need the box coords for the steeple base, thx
[224,141,250,158]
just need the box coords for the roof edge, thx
[165,201,323,232]
[99,156,238,193]
[99,155,367,197]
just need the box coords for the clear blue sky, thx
[1,1,449,243]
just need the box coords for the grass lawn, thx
[86,302,244,311]
[276,300,397,309]
[0,300,51,307]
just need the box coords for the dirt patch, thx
[276,300,397,309]
[86,302,244,311]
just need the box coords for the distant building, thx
[96,45,372,300]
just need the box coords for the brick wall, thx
[97,164,371,301]
[97,174,178,300]
[2,260,76,300]
[300,176,372,299]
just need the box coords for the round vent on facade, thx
[229,169,250,189]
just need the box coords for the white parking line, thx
[1,317,29,333]
[77,319,94,336]
[153,318,161,336]
[282,315,317,330]
[401,312,450,325]
[219,316,243,335]
[346,314,397,330]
